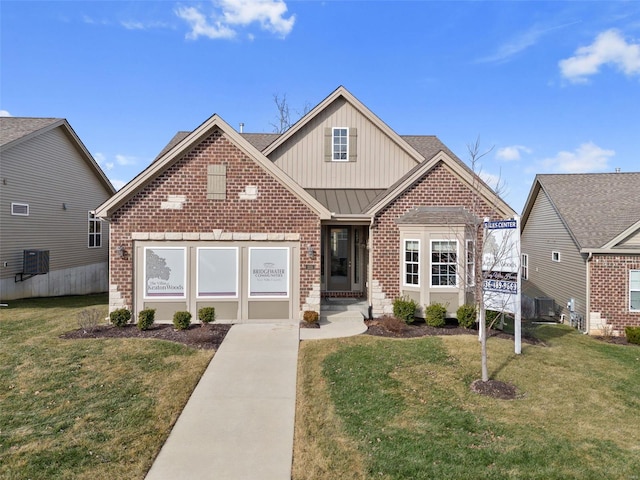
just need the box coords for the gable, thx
[268,97,421,189]
[617,229,640,248]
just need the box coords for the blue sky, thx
[2,1,639,213]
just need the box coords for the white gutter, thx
[585,251,593,334]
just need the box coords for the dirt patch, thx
[61,323,231,350]
[470,379,518,400]
[594,336,638,347]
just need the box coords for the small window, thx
[630,270,640,312]
[403,239,420,286]
[88,212,102,248]
[552,251,561,262]
[11,203,29,216]
[431,240,458,287]
[466,239,475,287]
[332,127,348,161]
[521,253,529,280]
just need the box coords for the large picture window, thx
[197,248,238,298]
[144,247,186,298]
[630,270,640,312]
[431,240,458,287]
[249,247,289,297]
[403,239,420,286]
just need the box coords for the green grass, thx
[0,295,213,479]
[295,326,640,480]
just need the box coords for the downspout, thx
[367,215,375,319]
[585,251,593,334]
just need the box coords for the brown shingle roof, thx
[396,206,479,225]
[535,173,640,248]
[0,117,61,147]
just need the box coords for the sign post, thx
[482,216,521,354]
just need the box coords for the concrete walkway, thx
[145,315,367,480]
[145,322,299,480]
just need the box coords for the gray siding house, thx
[521,173,640,335]
[0,117,115,300]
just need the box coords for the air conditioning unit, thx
[23,250,49,275]
[535,297,555,317]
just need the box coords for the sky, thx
[2,0,639,213]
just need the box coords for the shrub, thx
[110,308,131,327]
[625,326,640,345]
[380,315,407,334]
[137,308,155,331]
[425,303,447,327]
[393,296,417,324]
[303,310,319,324]
[198,307,216,325]
[456,304,477,329]
[77,308,103,332]
[173,311,192,330]
[485,309,501,328]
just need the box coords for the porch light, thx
[307,244,315,259]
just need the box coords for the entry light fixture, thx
[116,245,126,258]
[307,244,315,259]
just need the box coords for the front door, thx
[328,227,350,291]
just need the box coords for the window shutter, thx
[324,128,332,162]
[348,127,357,162]
[207,165,226,200]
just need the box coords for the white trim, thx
[332,127,349,162]
[196,247,239,299]
[11,202,29,216]
[630,269,640,312]
[430,239,459,288]
[466,239,475,287]
[143,247,187,299]
[403,239,420,287]
[88,211,102,248]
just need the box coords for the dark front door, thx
[328,227,350,291]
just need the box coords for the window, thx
[403,239,420,286]
[630,270,640,312]
[11,203,29,216]
[332,127,348,161]
[466,239,475,286]
[88,212,101,248]
[249,247,289,297]
[431,240,458,287]
[552,251,561,262]
[144,247,186,298]
[197,248,238,297]
[521,253,529,280]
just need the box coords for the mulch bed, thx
[61,323,232,350]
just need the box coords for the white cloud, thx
[120,19,171,31]
[110,179,127,191]
[480,172,501,190]
[559,29,640,83]
[541,142,615,173]
[0,110,11,117]
[176,0,295,40]
[496,145,532,161]
[115,154,137,166]
[478,22,578,64]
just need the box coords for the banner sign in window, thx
[197,248,238,297]
[145,247,186,298]
[249,248,289,297]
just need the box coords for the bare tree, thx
[270,93,311,133]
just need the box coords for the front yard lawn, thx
[294,325,640,479]
[0,295,213,479]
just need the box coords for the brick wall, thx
[371,162,499,313]
[109,129,321,312]
[589,254,640,333]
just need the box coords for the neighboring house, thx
[0,117,115,300]
[521,173,640,335]
[95,86,514,322]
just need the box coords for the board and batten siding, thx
[521,190,587,318]
[269,98,420,189]
[0,126,111,289]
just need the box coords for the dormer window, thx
[332,127,348,161]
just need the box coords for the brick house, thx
[95,86,514,322]
[521,173,640,335]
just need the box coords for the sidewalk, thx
[145,321,299,480]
